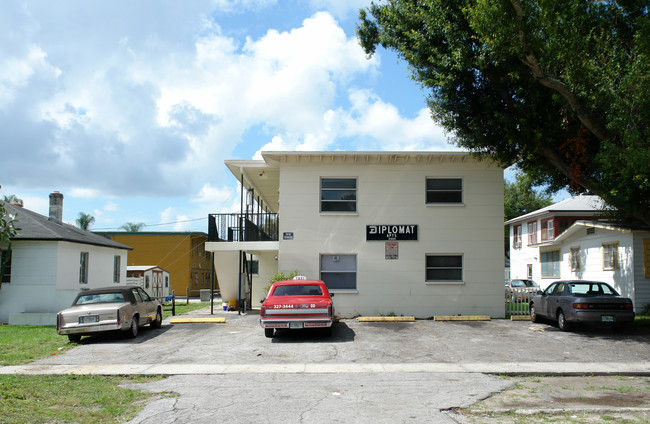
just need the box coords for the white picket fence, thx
[505,288,536,315]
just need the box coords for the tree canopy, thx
[505,173,553,222]
[358,0,649,226]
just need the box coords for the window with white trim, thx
[541,249,560,278]
[320,254,357,290]
[320,178,357,212]
[426,254,463,282]
[603,242,619,270]
[426,178,463,204]
[79,252,89,284]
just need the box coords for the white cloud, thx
[2,3,448,232]
[309,0,373,21]
[69,188,101,198]
[193,184,233,204]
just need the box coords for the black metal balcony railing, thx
[208,213,279,242]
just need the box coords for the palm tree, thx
[76,212,95,231]
[120,222,145,232]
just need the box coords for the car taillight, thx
[117,309,121,325]
[328,304,332,315]
[56,314,61,331]
[573,303,589,309]
[625,304,633,310]
[260,305,266,317]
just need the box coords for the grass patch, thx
[0,326,72,366]
[162,301,214,320]
[0,374,166,424]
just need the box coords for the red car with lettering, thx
[260,278,334,338]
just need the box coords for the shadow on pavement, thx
[270,322,355,343]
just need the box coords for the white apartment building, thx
[207,151,505,318]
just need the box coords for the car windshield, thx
[75,292,126,304]
[272,285,323,296]
[568,283,618,296]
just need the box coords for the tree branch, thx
[508,0,610,142]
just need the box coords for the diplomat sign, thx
[366,225,418,241]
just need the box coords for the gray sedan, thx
[57,286,162,342]
[530,280,635,331]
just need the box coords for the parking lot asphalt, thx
[3,307,650,376]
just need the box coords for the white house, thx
[506,196,650,312]
[127,265,170,298]
[0,192,132,324]
[207,151,505,318]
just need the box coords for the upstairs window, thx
[426,178,463,204]
[541,219,554,240]
[527,221,537,245]
[513,225,522,248]
[320,178,357,213]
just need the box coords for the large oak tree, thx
[358,0,649,226]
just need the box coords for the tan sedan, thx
[57,285,162,343]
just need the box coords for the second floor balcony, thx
[208,213,278,243]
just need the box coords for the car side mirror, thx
[330,293,334,297]
[260,298,265,303]
[537,290,543,295]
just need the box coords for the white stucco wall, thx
[277,158,504,318]
[0,240,128,323]
[250,251,278,308]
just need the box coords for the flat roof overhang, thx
[205,241,279,254]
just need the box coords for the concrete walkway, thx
[3,361,650,376]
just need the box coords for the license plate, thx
[601,315,614,323]
[289,322,303,329]
[79,315,99,324]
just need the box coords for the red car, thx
[260,278,334,338]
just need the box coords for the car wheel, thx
[557,310,570,332]
[128,316,139,338]
[264,328,274,338]
[530,304,539,323]
[67,334,81,343]
[151,309,162,329]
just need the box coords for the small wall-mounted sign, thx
[385,241,399,260]
[367,225,418,241]
[283,232,294,240]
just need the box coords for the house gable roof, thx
[3,202,131,250]
[505,195,607,226]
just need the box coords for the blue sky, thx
[1,0,490,232]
